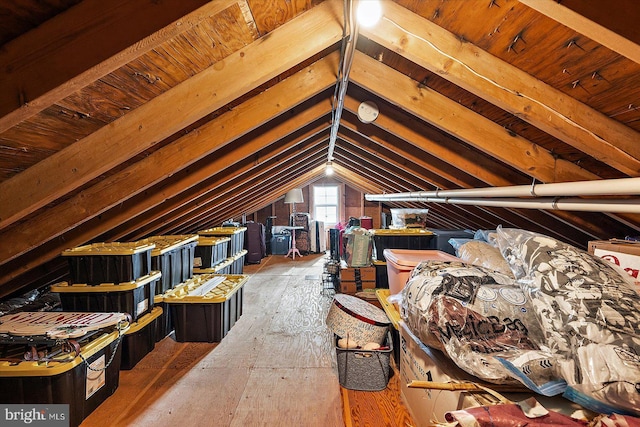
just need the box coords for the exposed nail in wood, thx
[565,38,584,50]
[571,79,580,88]
[562,69,570,74]
[488,0,500,8]
[433,8,439,19]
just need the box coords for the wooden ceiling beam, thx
[0,0,343,230]
[0,58,336,266]
[363,1,640,175]
[0,0,226,132]
[349,50,598,183]
[519,0,640,64]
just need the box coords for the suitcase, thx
[243,222,266,264]
[295,230,310,254]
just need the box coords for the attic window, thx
[313,185,339,226]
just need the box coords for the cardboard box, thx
[338,280,376,294]
[399,321,584,426]
[588,240,640,279]
[341,265,376,282]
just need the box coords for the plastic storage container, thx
[62,241,155,285]
[384,249,461,296]
[121,306,162,370]
[139,235,199,294]
[198,227,247,257]
[427,228,475,255]
[51,271,160,322]
[270,234,290,255]
[335,332,393,391]
[390,208,429,228]
[0,312,128,427]
[229,249,247,274]
[193,236,231,269]
[193,256,233,275]
[370,228,434,261]
[153,294,173,342]
[164,274,248,342]
[373,259,389,289]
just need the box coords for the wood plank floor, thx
[81,253,415,427]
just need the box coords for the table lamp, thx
[284,188,304,218]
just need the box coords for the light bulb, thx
[326,163,334,176]
[357,0,381,27]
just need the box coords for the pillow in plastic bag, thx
[401,260,557,386]
[494,227,640,416]
[455,239,515,278]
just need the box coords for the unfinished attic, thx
[0,0,639,426]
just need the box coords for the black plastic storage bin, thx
[193,236,231,269]
[427,228,475,255]
[121,306,162,370]
[62,241,154,285]
[230,249,247,274]
[51,271,160,322]
[153,295,173,342]
[370,229,434,261]
[140,235,199,294]
[373,259,389,288]
[335,332,393,391]
[198,226,247,257]
[270,234,290,255]
[0,329,124,427]
[164,274,248,343]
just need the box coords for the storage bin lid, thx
[0,311,130,339]
[326,294,390,346]
[0,329,123,377]
[370,228,433,236]
[50,271,161,292]
[383,249,461,268]
[61,241,155,256]
[163,274,248,303]
[193,257,233,274]
[139,235,199,255]
[125,306,163,334]
[197,236,232,246]
[231,249,248,261]
[198,226,247,236]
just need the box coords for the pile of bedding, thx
[400,227,640,417]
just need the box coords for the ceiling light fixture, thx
[325,162,334,176]
[356,0,381,27]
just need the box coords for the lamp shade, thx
[284,188,304,204]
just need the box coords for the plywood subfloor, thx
[80,253,414,427]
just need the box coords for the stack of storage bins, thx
[140,235,200,343]
[163,274,249,342]
[55,241,162,370]
[0,311,130,427]
[195,227,247,275]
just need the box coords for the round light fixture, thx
[357,101,379,123]
[357,0,382,27]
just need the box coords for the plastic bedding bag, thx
[450,238,515,278]
[494,227,640,416]
[400,260,555,386]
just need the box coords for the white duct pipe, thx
[364,195,640,213]
[365,177,640,201]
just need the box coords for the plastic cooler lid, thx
[198,226,247,236]
[61,241,156,256]
[383,249,461,268]
[50,271,161,292]
[370,228,433,236]
[139,235,199,255]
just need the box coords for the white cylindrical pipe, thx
[364,195,640,213]
[365,177,640,201]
